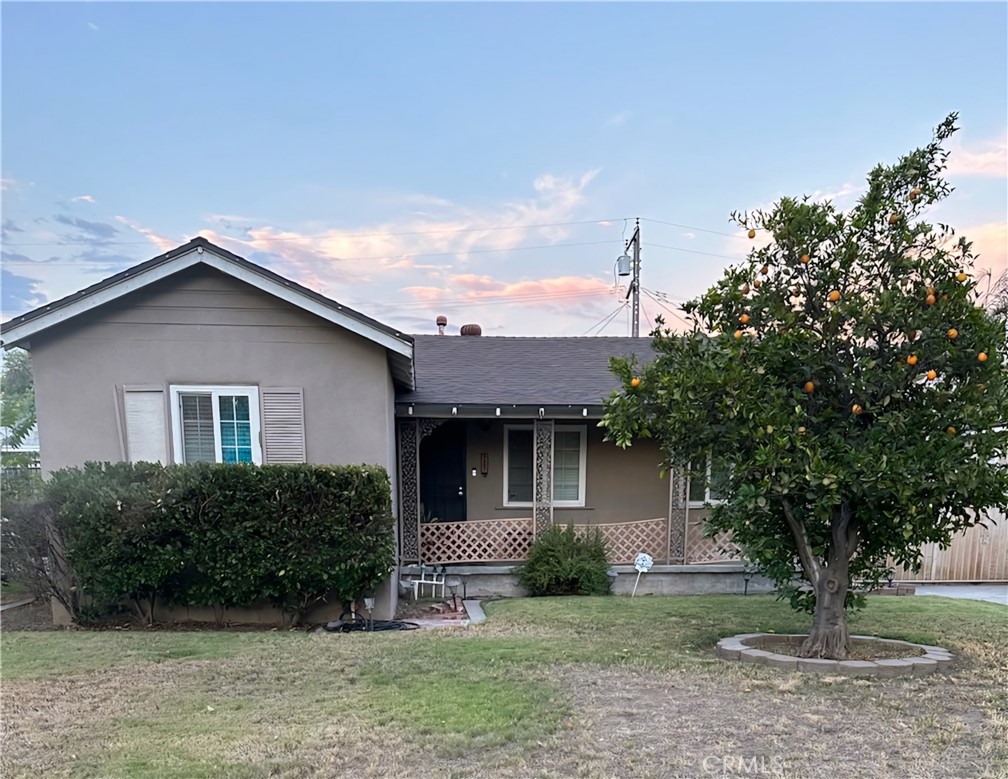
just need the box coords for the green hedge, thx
[516,524,611,596]
[46,462,395,624]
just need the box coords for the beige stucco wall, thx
[464,420,669,523]
[29,265,397,475]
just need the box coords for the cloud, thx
[604,111,631,128]
[948,132,1007,178]
[2,219,24,241]
[87,22,98,31]
[52,214,118,241]
[1,269,46,316]
[401,273,616,314]
[192,170,603,296]
[0,178,17,192]
[964,221,1008,279]
[682,231,696,240]
[71,195,96,204]
[114,215,177,252]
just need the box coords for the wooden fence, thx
[892,510,1008,582]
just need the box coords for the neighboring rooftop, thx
[398,335,655,407]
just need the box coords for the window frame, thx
[169,385,262,465]
[502,423,587,508]
[687,454,728,507]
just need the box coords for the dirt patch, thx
[757,637,920,660]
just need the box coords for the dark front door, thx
[419,420,467,523]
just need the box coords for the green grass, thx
[2,594,1006,778]
[0,579,30,603]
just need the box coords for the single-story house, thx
[0,237,745,620]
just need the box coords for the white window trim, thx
[169,385,262,465]
[503,424,587,508]
[687,455,727,508]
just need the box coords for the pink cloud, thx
[948,133,1007,178]
[114,216,176,253]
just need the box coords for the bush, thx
[516,524,611,596]
[44,461,395,624]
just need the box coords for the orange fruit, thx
[978,352,988,362]
[803,381,815,394]
[947,328,958,340]
[926,294,936,306]
[798,426,807,435]
[733,329,743,340]
[753,279,762,289]
[910,187,922,201]
[906,354,918,366]
[927,370,937,381]
[828,290,841,302]
[630,377,641,388]
[740,313,750,325]
[956,272,968,283]
[851,403,863,415]
[800,254,810,265]
[946,426,957,436]
[888,213,900,225]
[741,283,750,295]
[760,264,769,275]
[748,228,756,239]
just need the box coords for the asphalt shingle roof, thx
[399,335,656,406]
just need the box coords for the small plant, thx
[516,524,611,596]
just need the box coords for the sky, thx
[2,1,1006,337]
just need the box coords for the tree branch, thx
[781,498,821,588]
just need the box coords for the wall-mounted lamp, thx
[495,407,501,417]
[538,408,545,419]
[452,406,458,416]
[582,408,588,417]
[480,452,488,476]
[408,406,414,415]
[471,467,478,477]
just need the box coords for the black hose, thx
[317,614,421,633]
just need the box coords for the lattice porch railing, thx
[420,517,534,564]
[574,517,668,564]
[685,519,741,564]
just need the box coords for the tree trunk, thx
[799,550,850,659]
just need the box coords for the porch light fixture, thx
[582,408,588,417]
[495,407,500,416]
[471,467,478,477]
[539,408,545,419]
[452,406,458,415]
[408,406,414,415]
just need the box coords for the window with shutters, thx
[503,424,586,507]
[169,385,262,464]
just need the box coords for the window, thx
[169,386,262,465]
[503,425,587,507]
[688,455,730,506]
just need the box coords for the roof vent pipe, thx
[436,315,448,335]
[460,323,482,337]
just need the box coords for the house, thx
[0,237,747,621]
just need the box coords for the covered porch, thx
[396,412,740,568]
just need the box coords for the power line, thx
[581,302,628,336]
[642,288,693,330]
[640,216,749,240]
[645,242,744,262]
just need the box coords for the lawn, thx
[2,594,1006,778]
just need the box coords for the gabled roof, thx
[0,237,415,389]
[397,335,655,412]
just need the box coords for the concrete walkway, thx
[914,584,1007,606]
[0,597,35,612]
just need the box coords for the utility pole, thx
[623,219,641,337]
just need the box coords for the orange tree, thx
[602,115,1008,659]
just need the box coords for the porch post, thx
[398,419,420,562]
[533,419,554,537]
[667,468,687,564]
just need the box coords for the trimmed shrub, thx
[516,524,611,596]
[46,461,395,624]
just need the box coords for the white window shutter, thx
[261,387,306,463]
[123,388,168,464]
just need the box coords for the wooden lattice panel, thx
[420,517,534,564]
[574,517,668,564]
[685,520,741,564]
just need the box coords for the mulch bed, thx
[757,636,919,660]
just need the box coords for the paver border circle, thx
[715,633,952,677]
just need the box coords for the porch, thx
[397,415,741,568]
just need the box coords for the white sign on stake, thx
[632,552,654,597]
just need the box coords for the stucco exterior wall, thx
[29,265,397,475]
[464,419,668,523]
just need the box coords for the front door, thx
[419,420,467,523]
